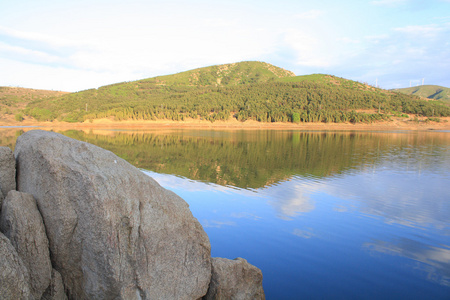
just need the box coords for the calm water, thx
[1,129,449,299]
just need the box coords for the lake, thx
[1,128,449,299]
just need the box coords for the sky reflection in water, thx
[143,134,450,299]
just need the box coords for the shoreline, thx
[1,117,450,131]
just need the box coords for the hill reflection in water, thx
[56,129,450,189]
[1,128,449,299]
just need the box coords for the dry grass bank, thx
[1,115,450,131]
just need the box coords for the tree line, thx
[25,80,450,123]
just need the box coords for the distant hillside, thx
[0,87,68,121]
[393,85,450,103]
[22,61,450,123]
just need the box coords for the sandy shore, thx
[1,116,450,131]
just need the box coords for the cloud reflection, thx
[364,238,450,286]
[142,170,255,196]
[230,212,262,221]
[146,163,449,229]
[145,169,317,221]
[293,228,315,239]
[202,220,236,228]
[262,179,319,220]
[324,169,450,229]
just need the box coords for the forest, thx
[22,62,450,124]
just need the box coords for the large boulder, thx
[41,269,68,300]
[204,257,265,300]
[14,130,211,299]
[0,190,52,299]
[0,146,16,207]
[0,232,32,299]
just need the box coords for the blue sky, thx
[1,0,449,92]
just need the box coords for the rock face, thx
[0,190,52,299]
[0,146,16,207]
[204,257,265,300]
[0,232,32,299]
[14,130,211,299]
[41,269,68,300]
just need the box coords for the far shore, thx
[1,116,450,131]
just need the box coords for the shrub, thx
[425,117,441,123]
[15,113,24,122]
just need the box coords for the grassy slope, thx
[277,73,379,91]
[0,87,68,120]
[151,61,296,86]
[393,85,450,103]
[104,61,295,89]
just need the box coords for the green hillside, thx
[0,87,68,121]
[393,85,450,103]
[23,61,450,123]
[279,73,381,92]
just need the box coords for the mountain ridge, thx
[392,85,450,103]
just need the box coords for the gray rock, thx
[41,269,68,300]
[0,232,32,299]
[0,146,16,198]
[0,188,3,212]
[15,130,211,300]
[0,190,52,299]
[204,257,265,300]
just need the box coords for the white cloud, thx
[394,24,445,38]
[0,26,84,48]
[342,22,450,88]
[364,34,391,43]
[294,10,325,20]
[371,0,408,6]
[0,57,135,92]
[0,42,62,64]
[337,37,361,44]
[281,29,335,68]
[0,26,87,68]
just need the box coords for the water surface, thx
[1,129,449,299]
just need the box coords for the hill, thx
[151,61,295,86]
[0,87,68,122]
[393,85,450,103]
[19,61,450,124]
